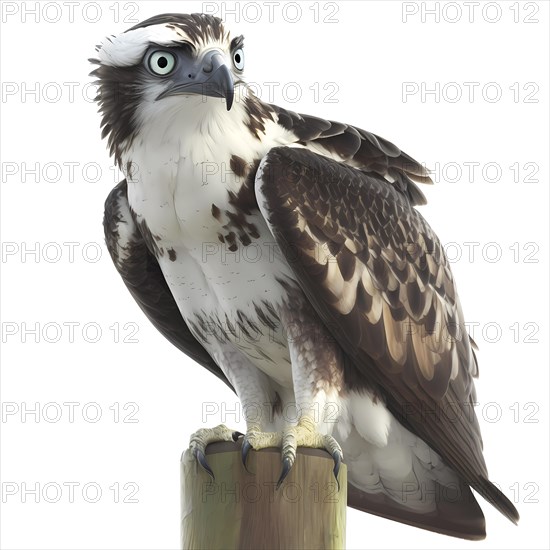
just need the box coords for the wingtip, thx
[475,477,520,525]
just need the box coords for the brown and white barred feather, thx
[255,145,519,527]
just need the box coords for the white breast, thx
[122,94,297,384]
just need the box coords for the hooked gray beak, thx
[156,50,234,110]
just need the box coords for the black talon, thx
[194,448,215,480]
[332,451,342,491]
[276,457,293,489]
[241,439,253,474]
[232,431,244,442]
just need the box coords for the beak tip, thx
[226,93,234,111]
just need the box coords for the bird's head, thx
[90,13,254,165]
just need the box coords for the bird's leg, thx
[188,424,242,479]
[190,346,279,478]
[275,298,345,488]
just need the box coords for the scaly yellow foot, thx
[189,424,242,479]
[241,418,343,488]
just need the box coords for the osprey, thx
[92,13,519,539]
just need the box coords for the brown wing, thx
[256,147,518,523]
[270,103,431,205]
[103,180,234,391]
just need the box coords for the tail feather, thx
[348,481,487,540]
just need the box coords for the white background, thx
[1,1,548,549]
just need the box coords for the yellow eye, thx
[148,51,176,76]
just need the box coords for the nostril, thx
[188,74,193,79]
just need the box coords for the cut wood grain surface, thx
[181,440,347,550]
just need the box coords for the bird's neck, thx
[124,89,290,192]
[123,88,287,225]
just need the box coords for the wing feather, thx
[256,147,518,524]
[270,104,431,205]
[103,180,233,391]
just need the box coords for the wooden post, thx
[181,440,347,549]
